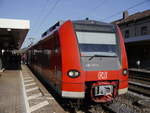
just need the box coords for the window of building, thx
[141,26,147,35]
[125,30,130,38]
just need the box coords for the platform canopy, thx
[0,18,30,50]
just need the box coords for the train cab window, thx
[76,31,118,57]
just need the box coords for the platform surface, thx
[0,70,26,113]
[0,65,65,113]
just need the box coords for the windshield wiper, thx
[89,54,116,60]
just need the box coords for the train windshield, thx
[76,31,118,57]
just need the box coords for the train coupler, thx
[90,81,118,103]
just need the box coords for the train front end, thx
[73,20,128,102]
[59,20,128,103]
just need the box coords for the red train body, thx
[27,20,128,103]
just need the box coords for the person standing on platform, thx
[22,53,27,64]
[0,51,3,72]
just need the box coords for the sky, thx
[0,0,150,48]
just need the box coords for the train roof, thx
[41,21,64,38]
[31,19,115,49]
[73,20,114,26]
[41,20,115,38]
[73,20,115,33]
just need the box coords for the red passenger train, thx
[27,20,128,103]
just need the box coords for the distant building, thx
[113,10,150,69]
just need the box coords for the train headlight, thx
[122,69,128,75]
[67,70,80,78]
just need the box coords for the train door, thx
[54,33,62,92]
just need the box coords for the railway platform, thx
[0,65,65,113]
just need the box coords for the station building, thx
[0,18,30,70]
[113,10,150,69]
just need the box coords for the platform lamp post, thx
[136,60,140,70]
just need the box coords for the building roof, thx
[0,18,30,49]
[125,34,150,43]
[114,9,150,25]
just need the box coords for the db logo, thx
[97,72,108,79]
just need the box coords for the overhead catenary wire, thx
[26,0,61,48]
[32,0,52,35]
[84,0,108,18]
[25,0,52,47]
[101,0,150,21]
[35,0,61,34]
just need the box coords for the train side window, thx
[54,33,60,55]
[125,30,129,38]
[43,49,50,67]
[141,26,147,35]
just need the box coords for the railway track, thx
[128,70,150,97]
[129,81,150,97]
[129,76,150,82]
[71,101,135,113]
[129,70,150,79]
[102,102,135,113]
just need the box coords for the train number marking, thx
[97,72,108,79]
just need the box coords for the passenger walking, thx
[22,54,26,64]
